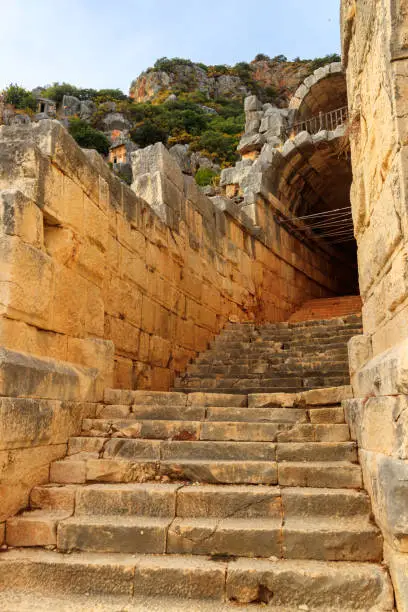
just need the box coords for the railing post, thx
[319,111,324,131]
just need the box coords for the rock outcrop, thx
[129,58,324,105]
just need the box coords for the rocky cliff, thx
[129,55,339,107]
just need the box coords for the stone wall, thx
[0,120,344,523]
[341,0,408,606]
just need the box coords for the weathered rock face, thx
[130,64,250,102]
[341,0,408,606]
[129,59,318,104]
[251,59,313,105]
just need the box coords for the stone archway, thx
[289,62,347,121]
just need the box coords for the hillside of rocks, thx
[129,54,340,107]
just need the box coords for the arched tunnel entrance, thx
[282,64,358,295]
[276,132,358,295]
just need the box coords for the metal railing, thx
[286,106,349,139]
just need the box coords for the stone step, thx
[70,437,277,461]
[0,549,393,609]
[50,457,280,485]
[57,515,172,554]
[30,483,371,521]
[69,436,357,463]
[104,390,247,407]
[167,516,382,561]
[10,511,381,562]
[80,418,350,443]
[187,363,350,375]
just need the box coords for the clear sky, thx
[1,0,341,94]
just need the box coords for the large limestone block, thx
[0,233,54,328]
[354,337,408,397]
[132,171,183,223]
[0,190,43,247]
[0,397,86,451]
[0,444,66,521]
[360,450,408,551]
[384,543,408,612]
[0,348,97,401]
[348,334,372,377]
[345,395,408,458]
[131,142,184,192]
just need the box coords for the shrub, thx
[94,88,127,102]
[42,83,127,105]
[195,167,219,186]
[153,57,193,72]
[254,53,271,62]
[130,121,167,147]
[42,82,80,104]
[271,54,288,63]
[68,118,110,155]
[310,53,341,71]
[4,84,37,111]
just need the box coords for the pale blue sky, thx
[1,0,341,93]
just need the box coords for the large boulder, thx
[62,95,81,117]
[102,112,132,132]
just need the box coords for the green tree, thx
[130,121,167,147]
[195,167,219,186]
[68,118,110,155]
[4,84,37,111]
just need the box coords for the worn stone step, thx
[160,460,278,485]
[69,436,356,464]
[96,403,206,421]
[278,462,362,488]
[75,483,179,517]
[58,515,172,553]
[167,517,281,557]
[50,457,279,485]
[0,549,392,609]
[167,516,382,561]
[70,437,277,462]
[276,442,357,462]
[173,387,302,394]
[104,390,247,407]
[281,487,371,519]
[281,517,383,561]
[176,484,281,519]
[80,419,350,443]
[206,406,308,423]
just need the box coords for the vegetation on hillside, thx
[3,84,37,112]
[2,51,341,182]
[68,118,110,155]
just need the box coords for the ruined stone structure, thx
[0,1,408,609]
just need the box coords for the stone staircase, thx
[175,314,363,394]
[288,296,362,323]
[0,314,394,610]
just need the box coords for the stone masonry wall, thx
[0,120,344,525]
[341,0,408,607]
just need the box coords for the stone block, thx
[0,190,43,247]
[30,485,77,513]
[359,450,408,551]
[0,234,54,328]
[132,555,226,600]
[0,397,85,451]
[0,317,67,362]
[7,510,70,547]
[52,265,87,336]
[0,348,96,401]
[384,543,408,612]
[354,337,408,397]
[0,444,66,522]
[244,95,263,112]
[131,142,184,192]
[348,334,372,377]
